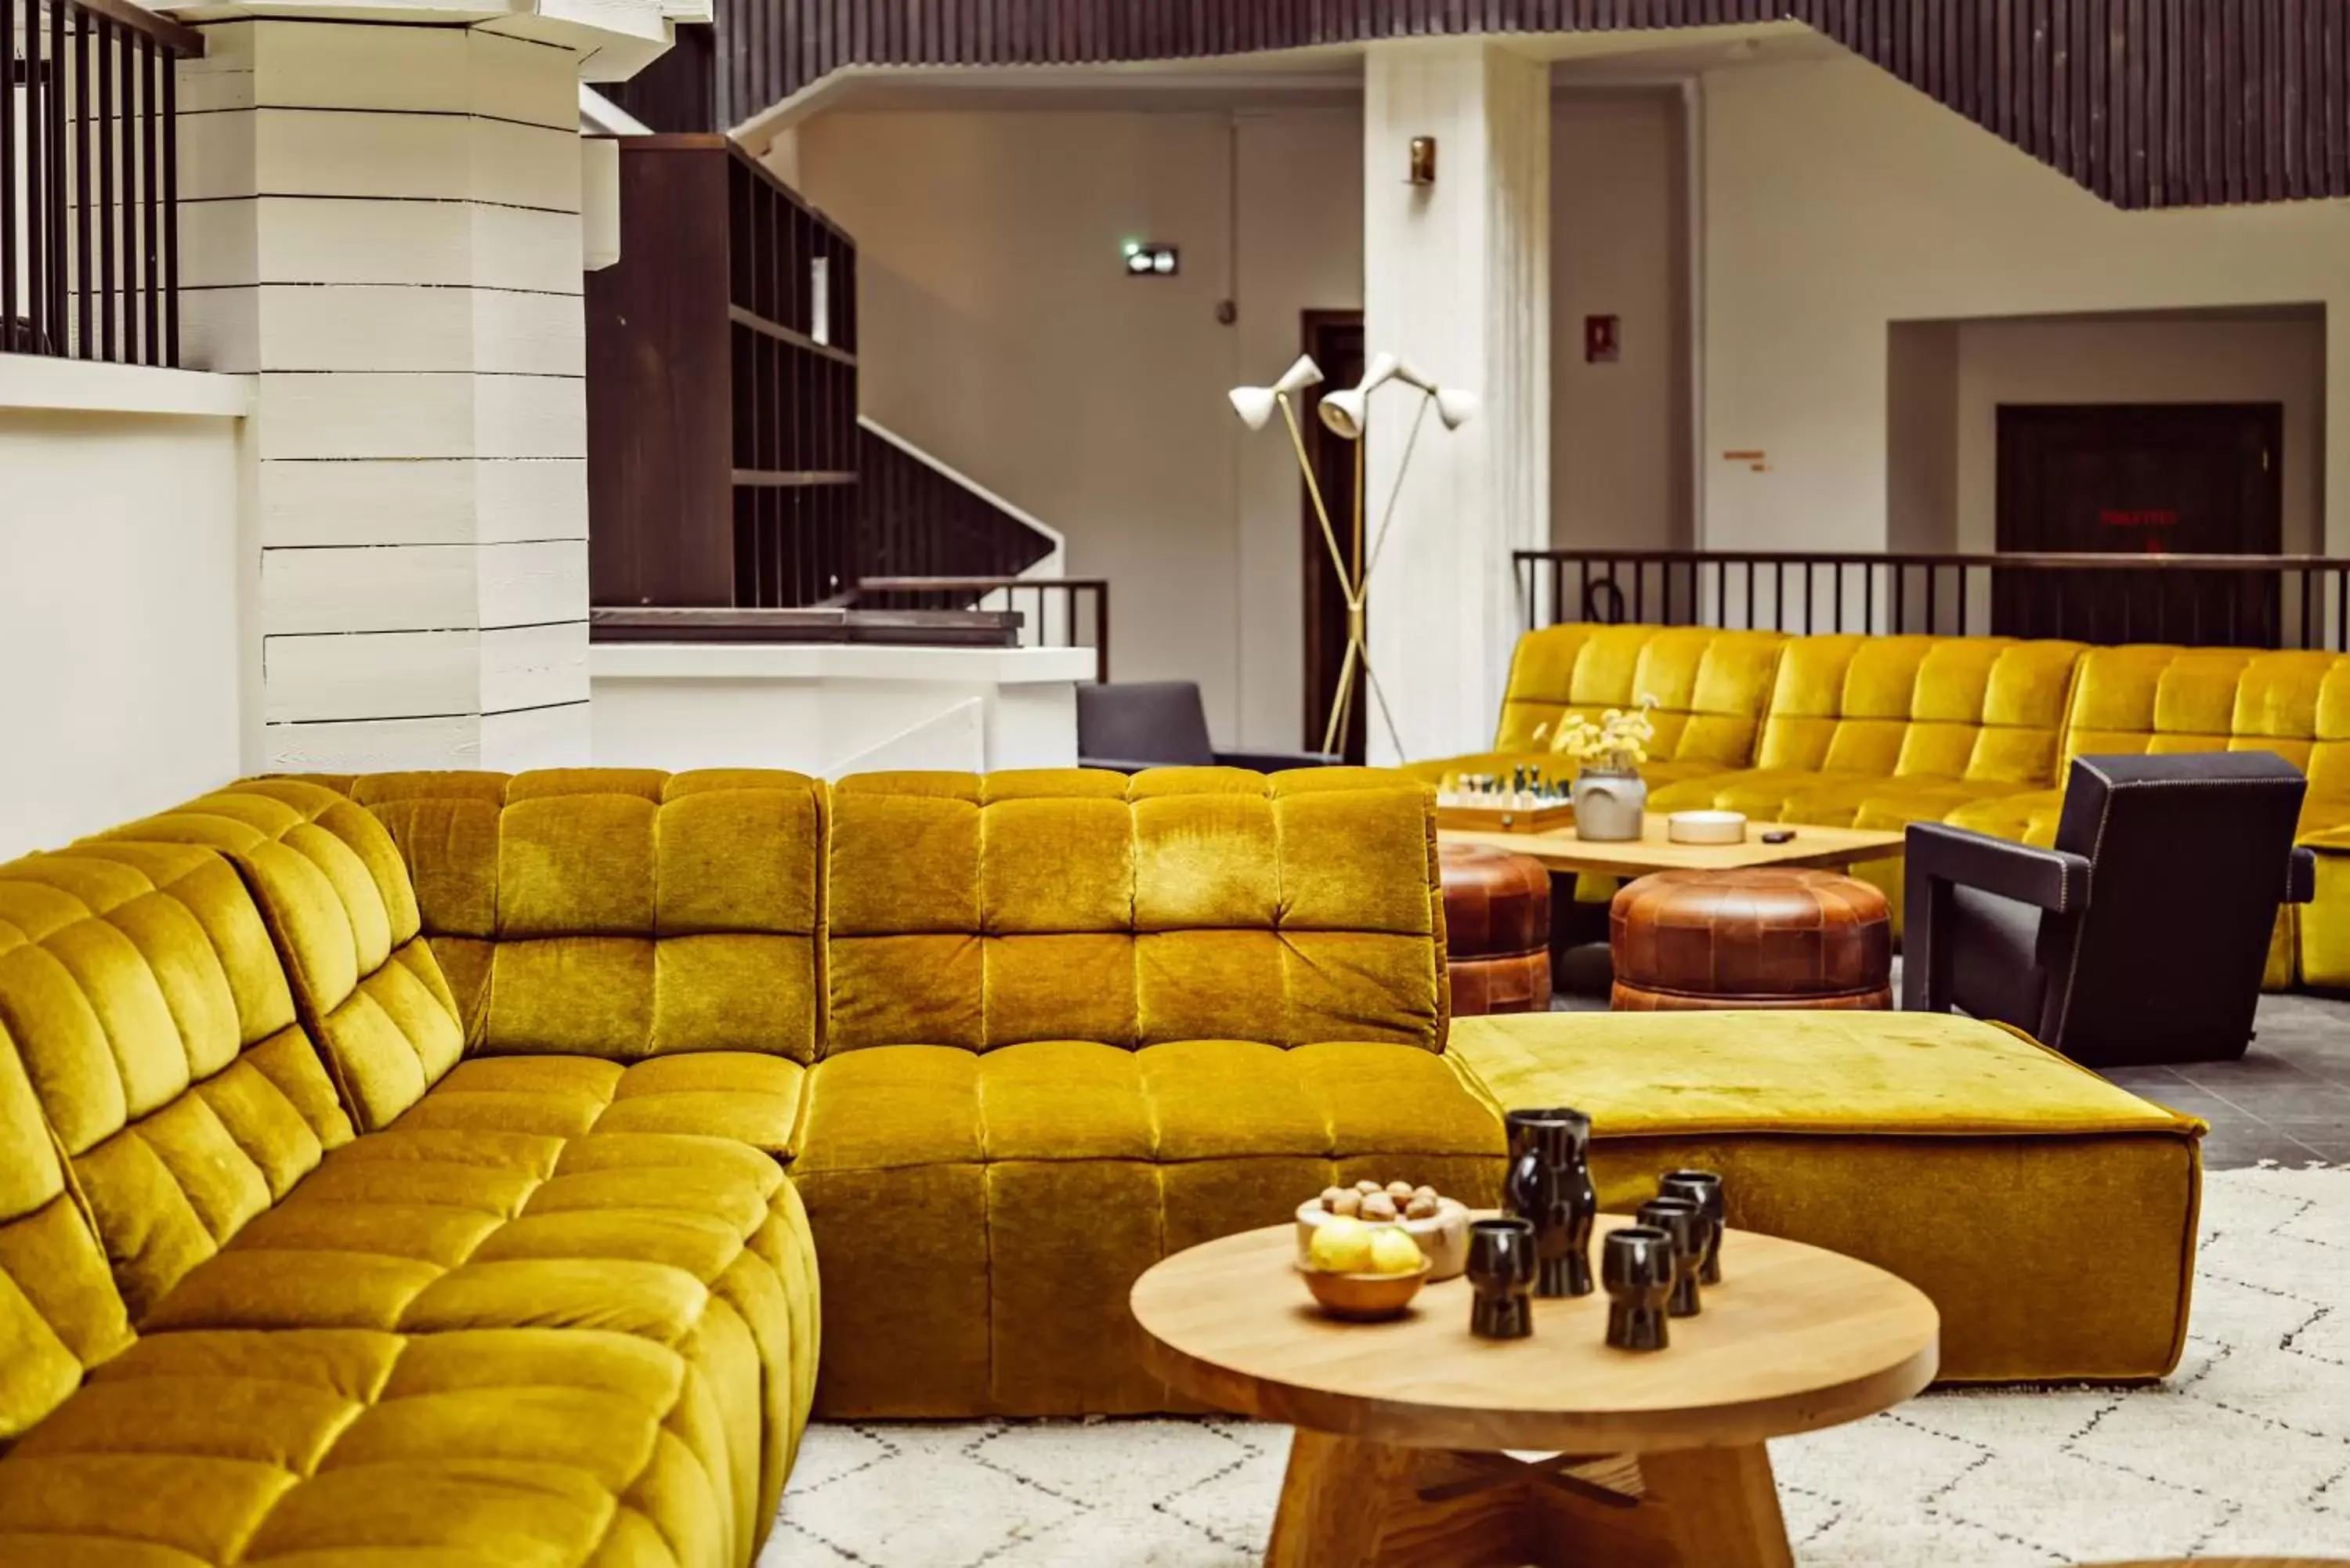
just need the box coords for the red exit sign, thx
[2099,508,2178,529]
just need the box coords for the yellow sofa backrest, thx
[100,781,466,1136]
[339,768,827,1076]
[1754,634,2086,785]
[1494,624,1787,766]
[2060,646,2350,800]
[0,839,354,1333]
[824,768,1446,1056]
[0,1013,132,1440]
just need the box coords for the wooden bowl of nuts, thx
[1296,1180,1473,1281]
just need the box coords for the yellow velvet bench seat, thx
[792,1038,1505,1418]
[1448,1010,2202,1382]
[0,1326,754,1568]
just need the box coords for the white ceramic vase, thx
[1571,768,1648,841]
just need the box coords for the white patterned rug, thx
[765,1165,2350,1566]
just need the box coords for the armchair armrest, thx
[1214,747,1343,771]
[2290,845,2317,905]
[1903,823,2092,1019]
[1078,756,1165,776]
[1905,822,2092,913]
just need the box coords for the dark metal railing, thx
[3,0,201,366]
[1516,549,2350,653]
[855,576,1110,680]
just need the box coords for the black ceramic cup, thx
[1636,1195,1705,1317]
[1659,1169,1725,1284]
[1502,1107,1598,1299]
[1602,1226,1676,1352]
[1466,1216,1537,1340]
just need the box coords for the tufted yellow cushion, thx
[103,782,466,1134]
[792,1037,1503,1416]
[1450,1011,2201,1382]
[0,1017,133,1443]
[0,1325,754,1568]
[1409,623,1787,787]
[341,770,826,1071]
[825,768,1446,1056]
[0,844,355,1323]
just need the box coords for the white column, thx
[177,12,645,773]
[1361,42,1550,764]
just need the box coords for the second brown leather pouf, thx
[1610,868,1892,1011]
[1439,842,1553,1016]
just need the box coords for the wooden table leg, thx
[1266,1432,1531,1568]
[1636,1444,1797,1568]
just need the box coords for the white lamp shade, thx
[1433,387,1480,430]
[1272,354,1325,397]
[1391,359,1437,394]
[1318,387,1370,440]
[1358,351,1401,395]
[1227,385,1279,431]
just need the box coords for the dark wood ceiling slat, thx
[648,0,2341,209]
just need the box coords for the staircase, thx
[609,2,2343,212]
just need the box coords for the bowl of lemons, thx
[1297,1216,1432,1321]
[1296,1181,1471,1281]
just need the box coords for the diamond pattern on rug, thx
[766,1165,2350,1566]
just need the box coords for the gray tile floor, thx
[1552,948,2350,1170]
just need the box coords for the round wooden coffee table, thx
[1132,1212,1939,1568]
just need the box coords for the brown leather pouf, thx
[1439,843,1553,1015]
[1610,868,1893,1011]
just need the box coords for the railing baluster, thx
[136,34,157,363]
[2301,568,2315,652]
[95,13,112,360]
[73,7,90,357]
[1803,561,1814,633]
[2,0,16,350]
[1861,562,1873,635]
[1958,568,1969,638]
[116,2,136,363]
[160,29,176,366]
[1893,562,1906,633]
[25,0,45,352]
[46,0,65,340]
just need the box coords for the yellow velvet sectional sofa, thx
[0,764,2206,1566]
[1415,622,2350,985]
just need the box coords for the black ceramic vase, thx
[1659,1169,1725,1284]
[1502,1107,1597,1298]
[1636,1195,1705,1317]
[1603,1227,1676,1352]
[1466,1217,1537,1339]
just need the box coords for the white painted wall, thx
[1704,55,2350,555]
[1552,89,1690,551]
[0,408,247,859]
[793,105,1362,753]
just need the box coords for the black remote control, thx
[1761,829,1795,844]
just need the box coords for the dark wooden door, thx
[1994,403,2283,646]
[1301,310,1368,763]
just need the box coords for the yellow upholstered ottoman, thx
[1449,1010,2202,1382]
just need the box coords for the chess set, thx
[1434,767,1579,834]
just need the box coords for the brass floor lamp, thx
[1229,353,1479,758]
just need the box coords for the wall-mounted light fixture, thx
[1408,136,1437,186]
[1122,240,1180,276]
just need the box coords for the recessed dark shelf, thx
[588,134,861,611]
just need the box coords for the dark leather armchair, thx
[1904,751,2316,1067]
[1076,681,1340,774]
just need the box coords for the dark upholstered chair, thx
[1904,752,2316,1067]
[1076,681,1339,774]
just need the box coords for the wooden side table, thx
[1132,1212,1939,1568]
